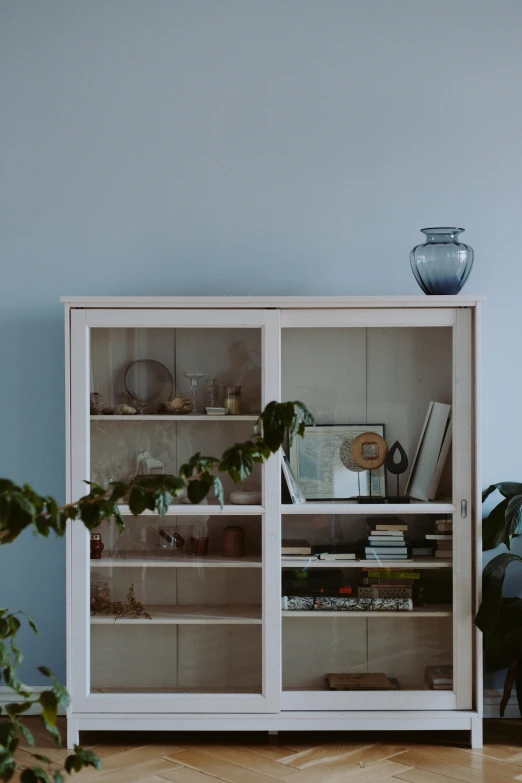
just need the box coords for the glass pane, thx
[282,326,453,501]
[281,513,453,694]
[88,326,263,696]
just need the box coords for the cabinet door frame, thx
[279,306,475,712]
[67,307,280,714]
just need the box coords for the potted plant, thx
[475,481,522,716]
[0,400,313,782]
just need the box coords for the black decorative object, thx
[385,440,410,503]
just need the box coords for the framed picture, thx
[289,425,386,500]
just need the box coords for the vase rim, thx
[421,226,465,234]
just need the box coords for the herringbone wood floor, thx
[9,717,522,783]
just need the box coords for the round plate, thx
[124,360,174,410]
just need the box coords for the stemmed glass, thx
[184,372,206,414]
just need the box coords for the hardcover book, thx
[281,539,312,555]
[325,673,393,690]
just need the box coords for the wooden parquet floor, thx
[9,718,522,783]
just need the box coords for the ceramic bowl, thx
[229,489,262,505]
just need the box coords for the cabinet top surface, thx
[61,295,484,308]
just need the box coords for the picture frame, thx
[289,424,386,500]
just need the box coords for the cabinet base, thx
[68,711,482,749]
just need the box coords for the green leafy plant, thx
[475,482,522,716]
[0,400,313,782]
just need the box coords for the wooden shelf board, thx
[91,604,262,624]
[91,415,259,421]
[92,687,260,694]
[93,552,262,568]
[282,606,452,618]
[281,501,455,515]
[281,557,452,569]
[118,503,264,516]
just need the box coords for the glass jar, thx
[156,527,185,550]
[223,385,241,415]
[205,378,219,408]
[410,227,474,295]
[90,579,111,613]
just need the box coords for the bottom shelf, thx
[90,605,262,624]
[282,605,452,618]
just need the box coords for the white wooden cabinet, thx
[63,296,483,748]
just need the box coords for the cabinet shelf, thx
[91,604,262,624]
[282,605,452,619]
[118,503,264,516]
[90,414,260,421]
[92,553,262,568]
[281,556,452,568]
[281,501,455,515]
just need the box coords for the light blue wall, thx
[1,0,522,685]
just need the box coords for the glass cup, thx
[223,385,241,415]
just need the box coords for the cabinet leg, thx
[471,717,483,749]
[67,718,79,749]
[268,730,279,744]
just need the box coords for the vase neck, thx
[421,227,464,243]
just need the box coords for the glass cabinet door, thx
[279,308,473,711]
[69,309,280,713]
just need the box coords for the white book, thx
[318,553,356,561]
[281,451,307,504]
[364,555,411,560]
[426,534,453,540]
[368,538,405,546]
[406,402,452,502]
[368,531,405,537]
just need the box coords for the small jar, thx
[90,580,110,613]
[90,534,104,559]
[190,535,209,555]
[223,526,245,557]
[223,385,241,415]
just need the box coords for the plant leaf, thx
[187,480,210,504]
[475,553,522,635]
[483,498,510,551]
[505,495,522,547]
[38,691,58,727]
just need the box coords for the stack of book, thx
[426,519,453,559]
[364,522,409,561]
[359,568,419,600]
[424,665,453,690]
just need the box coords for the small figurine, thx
[90,534,104,559]
[130,450,165,481]
[385,441,410,503]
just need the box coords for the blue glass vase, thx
[410,227,474,295]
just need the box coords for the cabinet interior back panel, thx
[281,328,367,424]
[282,618,368,689]
[367,617,453,689]
[282,326,452,495]
[90,419,261,497]
[91,625,178,690]
[177,626,262,690]
[90,327,261,412]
